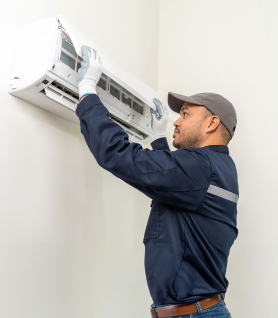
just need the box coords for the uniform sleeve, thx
[76,94,212,211]
[150,137,170,151]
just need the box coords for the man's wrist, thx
[79,94,90,102]
[154,134,166,140]
[78,84,97,101]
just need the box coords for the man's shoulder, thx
[170,148,212,186]
[172,147,212,166]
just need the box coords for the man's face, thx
[172,102,207,149]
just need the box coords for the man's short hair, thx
[202,107,231,145]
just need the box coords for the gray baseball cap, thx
[168,92,237,139]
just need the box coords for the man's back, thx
[143,141,239,306]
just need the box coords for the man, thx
[76,46,238,318]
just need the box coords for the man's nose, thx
[173,117,181,127]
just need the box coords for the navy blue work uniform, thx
[76,94,239,306]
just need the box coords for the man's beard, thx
[173,121,204,149]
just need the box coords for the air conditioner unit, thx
[8,15,176,145]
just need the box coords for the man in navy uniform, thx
[76,46,238,318]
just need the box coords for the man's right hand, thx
[150,98,169,140]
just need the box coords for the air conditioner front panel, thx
[56,15,177,124]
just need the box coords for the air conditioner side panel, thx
[9,17,59,92]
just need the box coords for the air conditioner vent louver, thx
[51,80,79,100]
[109,113,132,129]
[41,83,146,141]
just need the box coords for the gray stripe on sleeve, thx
[207,184,239,203]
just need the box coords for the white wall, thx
[2,1,276,317]
[0,1,159,317]
[158,1,278,317]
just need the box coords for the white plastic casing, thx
[8,15,176,145]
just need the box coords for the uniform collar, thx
[200,145,229,154]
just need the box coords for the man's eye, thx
[183,112,188,116]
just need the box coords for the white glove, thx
[78,46,103,101]
[150,98,169,140]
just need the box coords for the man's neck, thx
[199,140,226,147]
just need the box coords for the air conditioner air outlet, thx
[109,113,147,140]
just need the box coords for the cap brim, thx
[168,92,203,113]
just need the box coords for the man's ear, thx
[207,115,221,133]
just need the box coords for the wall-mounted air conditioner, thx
[8,15,176,145]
